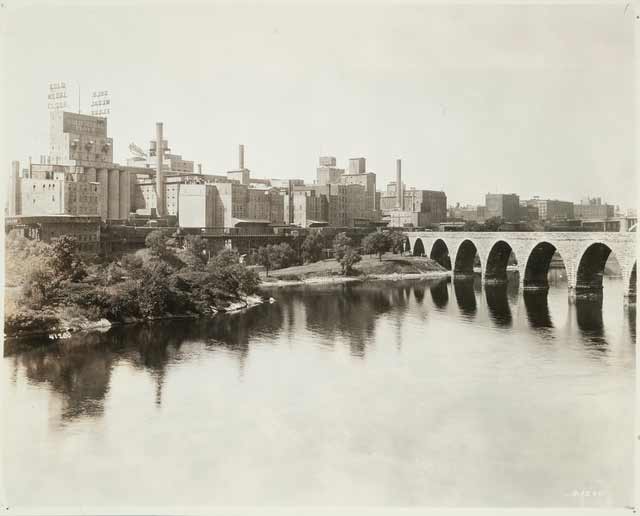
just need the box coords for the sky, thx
[1,1,636,208]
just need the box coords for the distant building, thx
[526,197,574,221]
[449,204,487,223]
[519,202,539,222]
[574,197,615,220]
[178,184,218,228]
[316,156,344,186]
[6,215,101,253]
[12,111,132,221]
[288,189,327,227]
[382,188,447,227]
[485,193,520,222]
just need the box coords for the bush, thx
[301,232,324,263]
[4,310,60,336]
[145,230,168,256]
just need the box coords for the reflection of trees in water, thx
[628,306,636,344]
[454,279,476,318]
[485,283,512,328]
[523,290,554,331]
[302,284,393,357]
[575,298,607,352]
[7,304,287,418]
[430,280,449,308]
[413,284,425,304]
[12,333,115,421]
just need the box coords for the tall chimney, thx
[155,122,164,217]
[239,144,245,169]
[396,159,403,210]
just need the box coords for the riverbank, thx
[261,254,448,286]
[4,254,445,341]
[4,294,266,341]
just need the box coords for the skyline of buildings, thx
[5,101,635,239]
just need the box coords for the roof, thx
[232,219,271,226]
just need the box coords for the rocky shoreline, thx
[262,270,450,288]
[5,294,267,341]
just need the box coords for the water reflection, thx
[485,283,512,328]
[300,284,393,356]
[523,290,554,330]
[430,279,449,308]
[575,297,607,352]
[2,278,636,508]
[454,279,477,318]
[3,279,635,424]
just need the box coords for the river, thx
[1,275,635,509]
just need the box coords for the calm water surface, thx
[2,276,635,508]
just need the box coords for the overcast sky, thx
[2,1,636,208]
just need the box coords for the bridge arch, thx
[453,239,481,277]
[523,241,566,290]
[430,238,451,270]
[575,242,616,295]
[485,240,516,283]
[628,261,637,301]
[412,238,426,257]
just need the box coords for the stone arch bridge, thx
[406,231,637,301]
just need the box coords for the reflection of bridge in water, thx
[407,232,637,302]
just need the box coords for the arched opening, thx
[429,238,451,270]
[412,238,425,257]
[628,262,637,301]
[523,242,566,290]
[453,239,480,277]
[402,237,411,255]
[576,243,615,295]
[485,240,516,283]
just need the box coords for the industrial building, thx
[574,197,615,220]
[525,197,574,221]
[380,159,447,228]
[485,193,520,222]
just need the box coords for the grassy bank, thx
[262,254,448,285]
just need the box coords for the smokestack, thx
[396,159,403,210]
[156,122,164,217]
[239,144,245,169]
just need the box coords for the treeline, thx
[244,229,407,275]
[5,230,262,337]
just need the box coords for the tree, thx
[145,230,168,257]
[257,246,273,276]
[270,243,297,270]
[21,261,60,308]
[362,231,391,261]
[51,236,86,281]
[483,217,504,232]
[339,247,361,275]
[301,231,325,263]
[184,234,208,268]
[387,230,407,255]
[136,261,173,317]
[333,232,353,262]
[209,248,240,269]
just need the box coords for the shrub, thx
[4,310,60,336]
